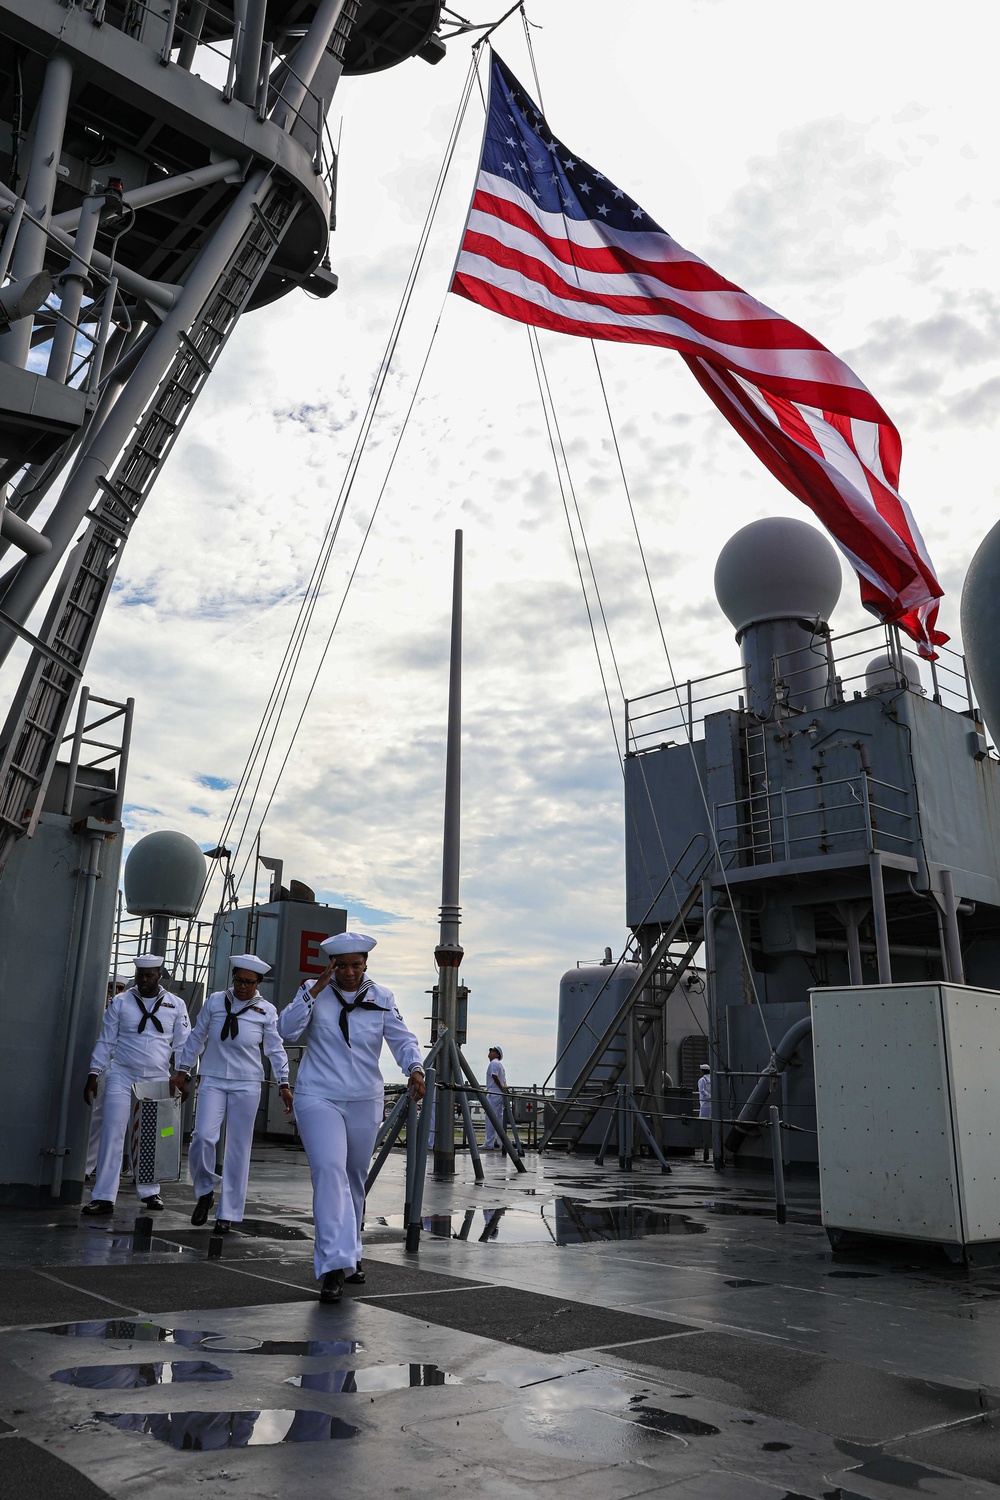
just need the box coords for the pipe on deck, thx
[723,1015,812,1155]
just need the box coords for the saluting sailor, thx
[171,953,292,1234]
[278,932,425,1304]
[82,954,191,1215]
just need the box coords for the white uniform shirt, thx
[486,1058,506,1094]
[697,1073,712,1118]
[89,987,191,1079]
[278,978,422,1101]
[177,989,289,1084]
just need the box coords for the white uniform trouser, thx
[293,1094,382,1278]
[86,1072,107,1177]
[188,1080,261,1223]
[92,1070,162,1203]
[484,1091,503,1148]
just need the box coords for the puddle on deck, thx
[52,1361,232,1388]
[284,1362,461,1391]
[92,1409,359,1445]
[37,1324,370,1359]
[382,1202,708,1244]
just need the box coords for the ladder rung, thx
[177,331,212,373]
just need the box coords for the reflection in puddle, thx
[284,1362,460,1392]
[38,1322,220,1345]
[96,1409,359,1445]
[627,1398,720,1437]
[36,1324,366,1359]
[202,1337,365,1358]
[379,1201,708,1244]
[826,1271,879,1279]
[52,1361,232,1389]
[224,1219,310,1241]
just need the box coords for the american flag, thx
[452,53,946,655]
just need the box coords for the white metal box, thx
[811,982,1000,1259]
[129,1079,182,1185]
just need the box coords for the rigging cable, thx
[517,15,774,1056]
[201,46,482,916]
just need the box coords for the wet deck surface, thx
[2,1147,999,1498]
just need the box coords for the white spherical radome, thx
[714,517,842,633]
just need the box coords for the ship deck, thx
[2,1146,999,1499]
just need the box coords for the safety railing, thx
[62,0,339,201]
[714,770,915,866]
[110,905,215,985]
[628,619,985,760]
[0,194,128,395]
[773,619,978,719]
[626,663,750,754]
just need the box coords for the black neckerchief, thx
[131,985,165,1034]
[221,990,259,1041]
[330,978,378,1047]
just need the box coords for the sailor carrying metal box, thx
[82,954,191,1215]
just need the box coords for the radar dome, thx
[961,519,1000,744]
[124,831,207,918]
[714,518,842,634]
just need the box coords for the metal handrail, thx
[714,770,915,862]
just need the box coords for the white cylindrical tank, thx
[124,830,207,917]
[555,961,641,1148]
[864,653,924,697]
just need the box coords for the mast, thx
[433,529,464,1175]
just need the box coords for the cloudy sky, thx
[8,0,998,1080]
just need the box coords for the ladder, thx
[0,179,298,866]
[541,847,713,1150]
[743,717,775,862]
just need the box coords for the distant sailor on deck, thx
[278,932,425,1304]
[171,954,292,1235]
[484,1045,507,1149]
[82,955,191,1215]
[698,1062,712,1163]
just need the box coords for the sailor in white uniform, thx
[83,955,191,1214]
[484,1045,507,1149]
[85,977,128,1178]
[171,954,292,1234]
[278,932,425,1304]
[698,1061,712,1163]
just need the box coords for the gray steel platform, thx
[1,1147,998,1499]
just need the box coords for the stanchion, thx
[449,1037,484,1181]
[769,1104,787,1225]
[405,1066,436,1252]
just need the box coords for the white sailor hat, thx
[699,1062,711,1071]
[320,931,377,956]
[490,1045,503,1058]
[134,954,164,969]
[230,953,271,975]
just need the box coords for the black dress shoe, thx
[213,1219,232,1234]
[344,1264,366,1285]
[81,1199,114,1216]
[319,1270,345,1304]
[140,1194,164,1211]
[191,1192,215,1226]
